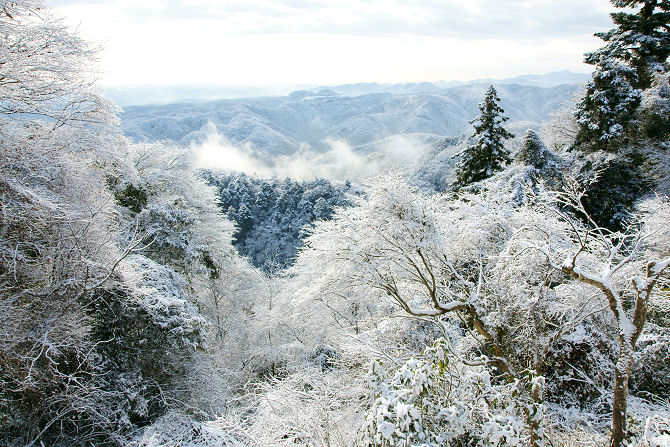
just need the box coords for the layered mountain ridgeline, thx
[320,70,591,95]
[107,71,590,107]
[120,82,582,156]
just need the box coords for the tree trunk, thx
[610,343,634,447]
[528,372,545,447]
[528,403,544,447]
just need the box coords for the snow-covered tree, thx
[295,176,607,446]
[361,339,547,447]
[0,2,133,444]
[516,129,548,169]
[0,0,117,124]
[515,181,670,447]
[289,171,670,445]
[575,0,670,150]
[575,57,642,149]
[454,85,513,187]
[0,2,262,444]
[218,366,366,447]
[603,0,670,90]
[540,95,582,152]
[639,71,670,140]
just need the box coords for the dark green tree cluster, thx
[454,85,513,187]
[205,172,351,272]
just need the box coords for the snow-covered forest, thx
[1,1,669,446]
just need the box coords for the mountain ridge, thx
[108,70,590,107]
[121,82,582,157]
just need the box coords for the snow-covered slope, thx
[121,83,582,156]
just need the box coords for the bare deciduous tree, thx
[519,180,670,447]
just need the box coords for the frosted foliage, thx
[214,368,366,447]
[637,196,670,259]
[2,1,258,445]
[576,58,642,142]
[126,143,236,258]
[131,412,245,447]
[540,100,580,152]
[362,340,462,446]
[638,74,670,193]
[140,205,197,255]
[637,415,670,447]
[0,0,118,124]
[297,176,444,309]
[510,189,670,322]
[575,0,669,149]
[120,255,206,345]
[0,3,136,443]
[600,0,670,83]
[640,73,670,116]
[297,175,511,318]
[1,13,256,439]
[506,184,670,446]
[516,129,547,169]
[296,178,565,443]
[112,141,263,403]
[295,174,670,445]
[636,196,670,312]
[362,340,538,447]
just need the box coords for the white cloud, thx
[51,0,613,38]
[47,0,613,86]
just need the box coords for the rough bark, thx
[610,345,634,447]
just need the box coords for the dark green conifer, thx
[607,0,670,90]
[454,85,513,187]
[575,0,669,150]
[516,129,547,169]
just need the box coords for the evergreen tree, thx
[235,203,254,237]
[206,172,350,272]
[575,0,670,150]
[454,85,513,187]
[607,0,670,90]
[312,197,331,220]
[516,129,548,169]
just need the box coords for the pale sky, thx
[49,0,614,87]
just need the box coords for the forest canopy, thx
[1,1,669,447]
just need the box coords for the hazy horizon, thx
[103,69,590,107]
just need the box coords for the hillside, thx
[120,83,581,157]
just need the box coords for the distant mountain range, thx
[312,70,590,97]
[109,71,590,107]
[120,79,584,158]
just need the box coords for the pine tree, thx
[607,0,670,90]
[575,58,641,149]
[575,0,670,150]
[454,85,513,187]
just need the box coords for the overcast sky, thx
[49,0,614,86]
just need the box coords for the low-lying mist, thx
[191,126,436,181]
